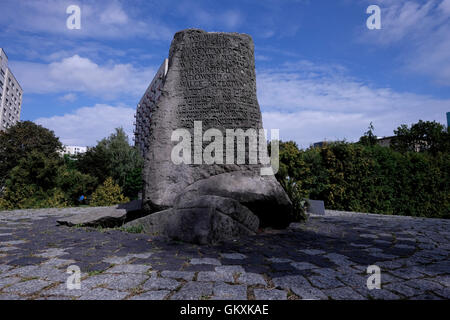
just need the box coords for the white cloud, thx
[11,55,156,99]
[35,104,135,146]
[59,93,77,103]
[0,0,173,40]
[360,0,450,86]
[99,2,129,25]
[258,60,450,147]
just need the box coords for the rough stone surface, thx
[0,207,449,300]
[125,195,260,244]
[56,200,143,228]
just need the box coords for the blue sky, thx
[1,0,449,147]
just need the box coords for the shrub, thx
[277,140,449,219]
[90,177,129,206]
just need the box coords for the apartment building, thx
[134,58,169,157]
[0,48,23,132]
[60,145,88,156]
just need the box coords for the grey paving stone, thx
[0,276,22,288]
[2,265,67,282]
[42,283,85,297]
[102,256,132,264]
[359,234,378,239]
[267,257,292,263]
[434,288,450,299]
[374,240,392,245]
[83,273,148,291]
[312,268,338,278]
[0,264,12,274]
[430,275,450,287]
[291,262,319,270]
[0,294,23,300]
[215,265,245,275]
[37,295,74,300]
[129,290,170,300]
[374,260,403,270]
[170,282,214,300]
[299,249,325,255]
[41,258,76,268]
[367,289,401,300]
[128,252,153,259]
[35,248,67,258]
[79,288,128,300]
[0,240,26,245]
[369,252,398,259]
[323,287,365,300]
[383,282,421,297]
[389,267,426,280]
[142,277,180,291]
[212,282,247,300]
[336,273,367,288]
[197,271,234,283]
[404,278,444,291]
[410,293,442,300]
[394,244,416,250]
[0,246,19,252]
[105,264,151,274]
[308,275,344,289]
[273,275,309,291]
[161,270,195,281]
[221,253,247,260]
[253,289,287,300]
[237,273,267,286]
[291,286,328,300]
[3,279,52,295]
[350,243,371,248]
[190,258,221,266]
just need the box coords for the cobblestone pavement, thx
[0,208,448,300]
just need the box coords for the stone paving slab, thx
[0,207,448,300]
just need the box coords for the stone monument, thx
[128,29,294,244]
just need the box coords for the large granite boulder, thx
[125,195,259,244]
[137,29,294,243]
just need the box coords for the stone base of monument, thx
[125,195,260,245]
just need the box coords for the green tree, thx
[77,128,143,199]
[55,166,98,204]
[391,120,449,154]
[359,122,378,146]
[0,121,62,187]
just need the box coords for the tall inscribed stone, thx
[134,29,294,244]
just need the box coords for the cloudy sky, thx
[1,0,449,147]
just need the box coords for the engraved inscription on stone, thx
[171,32,261,130]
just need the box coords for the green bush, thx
[90,177,129,206]
[277,140,449,219]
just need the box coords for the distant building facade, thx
[134,59,168,157]
[61,145,87,156]
[447,112,450,128]
[377,136,394,148]
[0,48,23,132]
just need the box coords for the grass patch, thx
[119,224,145,234]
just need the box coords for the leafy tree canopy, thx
[392,120,449,154]
[0,121,62,185]
[76,128,143,199]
